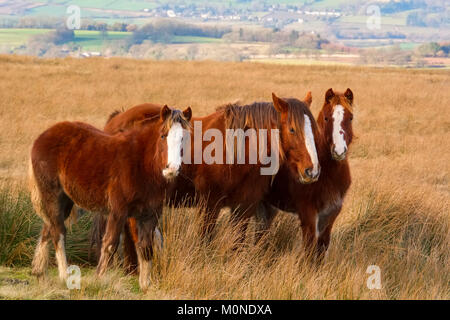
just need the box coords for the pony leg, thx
[298,207,318,259]
[30,166,71,281]
[52,228,68,282]
[123,218,139,275]
[97,210,127,277]
[135,210,160,292]
[123,218,163,275]
[32,224,51,278]
[90,214,107,264]
[200,199,221,240]
[33,192,71,282]
[154,227,164,252]
[316,206,341,262]
[229,206,252,248]
[231,215,250,250]
[254,201,278,244]
[52,193,74,282]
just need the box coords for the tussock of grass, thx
[0,186,96,268]
[0,187,39,267]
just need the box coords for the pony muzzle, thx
[298,165,320,184]
[162,165,179,179]
[331,146,347,161]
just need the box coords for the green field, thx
[0,28,50,47]
[170,35,223,44]
[0,28,130,50]
[27,0,158,13]
[73,30,130,51]
[0,28,225,51]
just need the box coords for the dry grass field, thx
[0,55,448,299]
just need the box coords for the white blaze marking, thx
[165,122,184,172]
[304,114,319,177]
[332,105,347,156]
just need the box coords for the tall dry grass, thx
[0,55,448,299]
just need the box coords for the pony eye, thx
[324,117,328,121]
[161,134,166,139]
[350,116,353,121]
[290,128,295,134]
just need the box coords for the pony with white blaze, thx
[257,89,355,261]
[29,105,192,291]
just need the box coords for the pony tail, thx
[28,158,47,225]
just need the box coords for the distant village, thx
[132,4,341,27]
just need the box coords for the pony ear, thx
[344,88,353,105]
[304,91,312,107]
[272,93,289,113]
[325,88,334,103]
[160,105,171,122]
[183,106,192,121]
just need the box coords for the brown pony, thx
[29,105,192,290]
[94,93,320,271]
[188,93,320,242]
[258,89,354,259]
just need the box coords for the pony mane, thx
[218,98,311,133]
[217,98,314,165]
[218,102,279,130]
[160,109,192,134]
[105,109,123,125]
[330,92,353,114]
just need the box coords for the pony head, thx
[318,88,354,161]
[272,92,320,184]
[158,105,192,179]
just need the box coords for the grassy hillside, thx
[0,55,448,299]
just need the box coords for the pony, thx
[93,92,321,272]
[187,93,320,242]
[29,105,192,290]
[257,88,354,260]
[91,103,170,272]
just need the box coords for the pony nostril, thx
[305,168,313,178]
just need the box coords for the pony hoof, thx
[139,276,151,292]
[31,271,46,280]
[96,264,108,277]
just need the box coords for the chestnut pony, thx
[94,93,320,271]
[258,88,354,259]
[29,105,192,290]
[185,94,320,241]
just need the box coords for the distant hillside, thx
[0,0,448,67]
